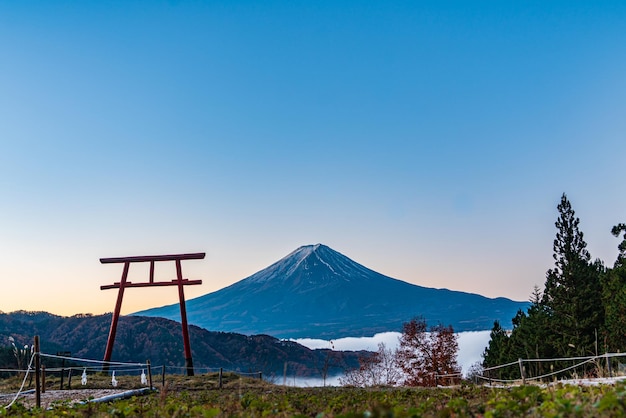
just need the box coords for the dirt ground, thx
[1,389,131,409]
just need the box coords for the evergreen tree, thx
[482,320,516,379]
[611,223,626,263]
[542,194,604,358]
[483,194,615,380]
[507,286,553,378]
[601,224,626,352]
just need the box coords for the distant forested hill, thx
[0,311,361,378]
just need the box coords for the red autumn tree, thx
[397,317,461,387]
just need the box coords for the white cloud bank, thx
[292,330,491,375]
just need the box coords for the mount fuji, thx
[134,244,528,339]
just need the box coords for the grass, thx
[2,373,626,416]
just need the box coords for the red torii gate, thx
[100,252,204,376]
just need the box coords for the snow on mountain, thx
[243,244,370,286]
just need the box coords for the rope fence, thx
[1,335,270,410]
[161,365,262,376]
[153,364,264,389]
[0,335,154,410]
[3,352,35,409]
[40,352,146,367]
[478,351,626,385]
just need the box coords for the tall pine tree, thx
[542,194,604,358]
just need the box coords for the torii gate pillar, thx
[100,253,204,376]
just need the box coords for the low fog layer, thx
[293,330,491,375]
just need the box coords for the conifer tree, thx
[482,320,515,379]
[601,224,626,352]
[542,194,604,358]
[507,286,553,377]
[483,194,618,379]
[611,223,626,263]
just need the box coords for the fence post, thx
[607,353,612,378]
[258,371,262,381]
[518,358,525,385]
[34,336,41,409]
[219,368,223,389]
[161,365,165,388]
[147,360,152,389]
[67,368,72,389]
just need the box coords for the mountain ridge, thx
[135,244,529,339]
[0,310,361,377]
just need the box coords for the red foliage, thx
[397,317,461,387]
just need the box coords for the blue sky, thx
[1,1,625,317]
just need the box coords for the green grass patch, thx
[2,375,626,417]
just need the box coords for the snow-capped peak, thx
[241,243,371,286]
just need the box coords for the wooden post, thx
[518,358,525,385]
[162,365,166,388]
[42,365,46,393]
[34,336,41,409]
[67,368,72,389]
[103,261,130,372]
[57,352,70,390]
[258,372,262,381]
[219,368,223,389]
[607,353,612,378]
[176,259,194,376]
[147,360,152,389]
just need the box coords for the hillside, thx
[135,244,529,338]
[0,311,361,378]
